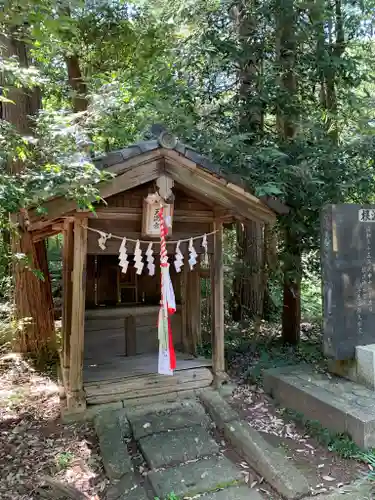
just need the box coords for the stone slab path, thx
[96,398,265,499]
[94,393,367,500]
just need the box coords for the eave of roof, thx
[93,139,288,216]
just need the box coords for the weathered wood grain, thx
[68,218,88,411]
[85,366,213,404]
[212,220,225,378]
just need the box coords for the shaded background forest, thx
[1,0,375,356]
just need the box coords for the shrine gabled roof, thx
[26,137,287,230]
[93,139,288,216]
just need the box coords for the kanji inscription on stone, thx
[322,204,375,360]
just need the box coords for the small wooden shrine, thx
[26,131,281,415]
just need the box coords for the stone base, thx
[264,365,375,449]
[328,343,375,391]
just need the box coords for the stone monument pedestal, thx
[264,364,375,449]
[329,344,375,390]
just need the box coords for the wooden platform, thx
[84,352,213,405]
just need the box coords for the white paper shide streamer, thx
[134,240,144,275]
[188,237,197,270]
[118,237,129,274]
[202,233,208,265]
[145,242,155,276]
[98,231,111,250]
[174,241,184,273]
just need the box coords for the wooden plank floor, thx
[84,352,212,384]
[83,352,213,405]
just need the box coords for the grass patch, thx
[283,409,363,459]
[155,494,179,500]
[55,451,74,470]
[219,321,326,384]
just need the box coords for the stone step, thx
[126,399,210,440]
[203,485,264,499]
[200,389,310,499]
[148,455,245,498]
[94,409,133,479]
[105,473,138,500]
[264,364,375,449]
[139,425,219,469]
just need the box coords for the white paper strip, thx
[145,242,155,276]
[158,348,173,376]
[134,239,144,275]
[98,231,112,250]
[118,237,129,274]
[174,241,184,273]
[188,237,197,270]
[202,233,209,265]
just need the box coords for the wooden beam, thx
[80,207,216,223]
[181,256,190,354]
[28,159,162,225]
[68,217,88,412]
[164,160,275,224]
[211,220,226,386]
[61,220,74,394]
[190,259,202,353]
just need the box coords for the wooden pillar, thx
[67,217,87,412]
[181,254,190,353]
[61,219,74,397]
[189,259,202,354]
[211,220,226,385]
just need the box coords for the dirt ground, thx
[0,352,107,500]
[0,348,370,500]
[229,384,368,496]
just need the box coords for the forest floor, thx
[0,322,371,499]
[226,321,369,496]
[0,351,106,500]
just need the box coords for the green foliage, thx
[1,0,375,346]
[154,494,179,500]
[223,321,325,383]
[55,451,74,470]
[360,450,375,482]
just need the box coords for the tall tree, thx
[230,1,267,323]
[1,31,55,353]
[276,0,301,344]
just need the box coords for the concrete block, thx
[356,344,375,389]
[148,456,245,498]
[199,389,238,424]
[203,485,264,499]
[139,425,219,469]
[94,409,133,479]
[127,399,210,440]
[264,365,375,449]
[200,389,309,499]
[223,420,310,499]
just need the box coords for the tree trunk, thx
[231,221,266,322]
[230,2,267,321]
[66,54,88,113]
[1,33,55,353]
[276,0,300,344]
[13,220,55,353]
[281,231,302,344]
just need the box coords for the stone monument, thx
[322,204,375,387]
[263,204,375,449]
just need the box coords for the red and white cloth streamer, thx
[157,206,176,375]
